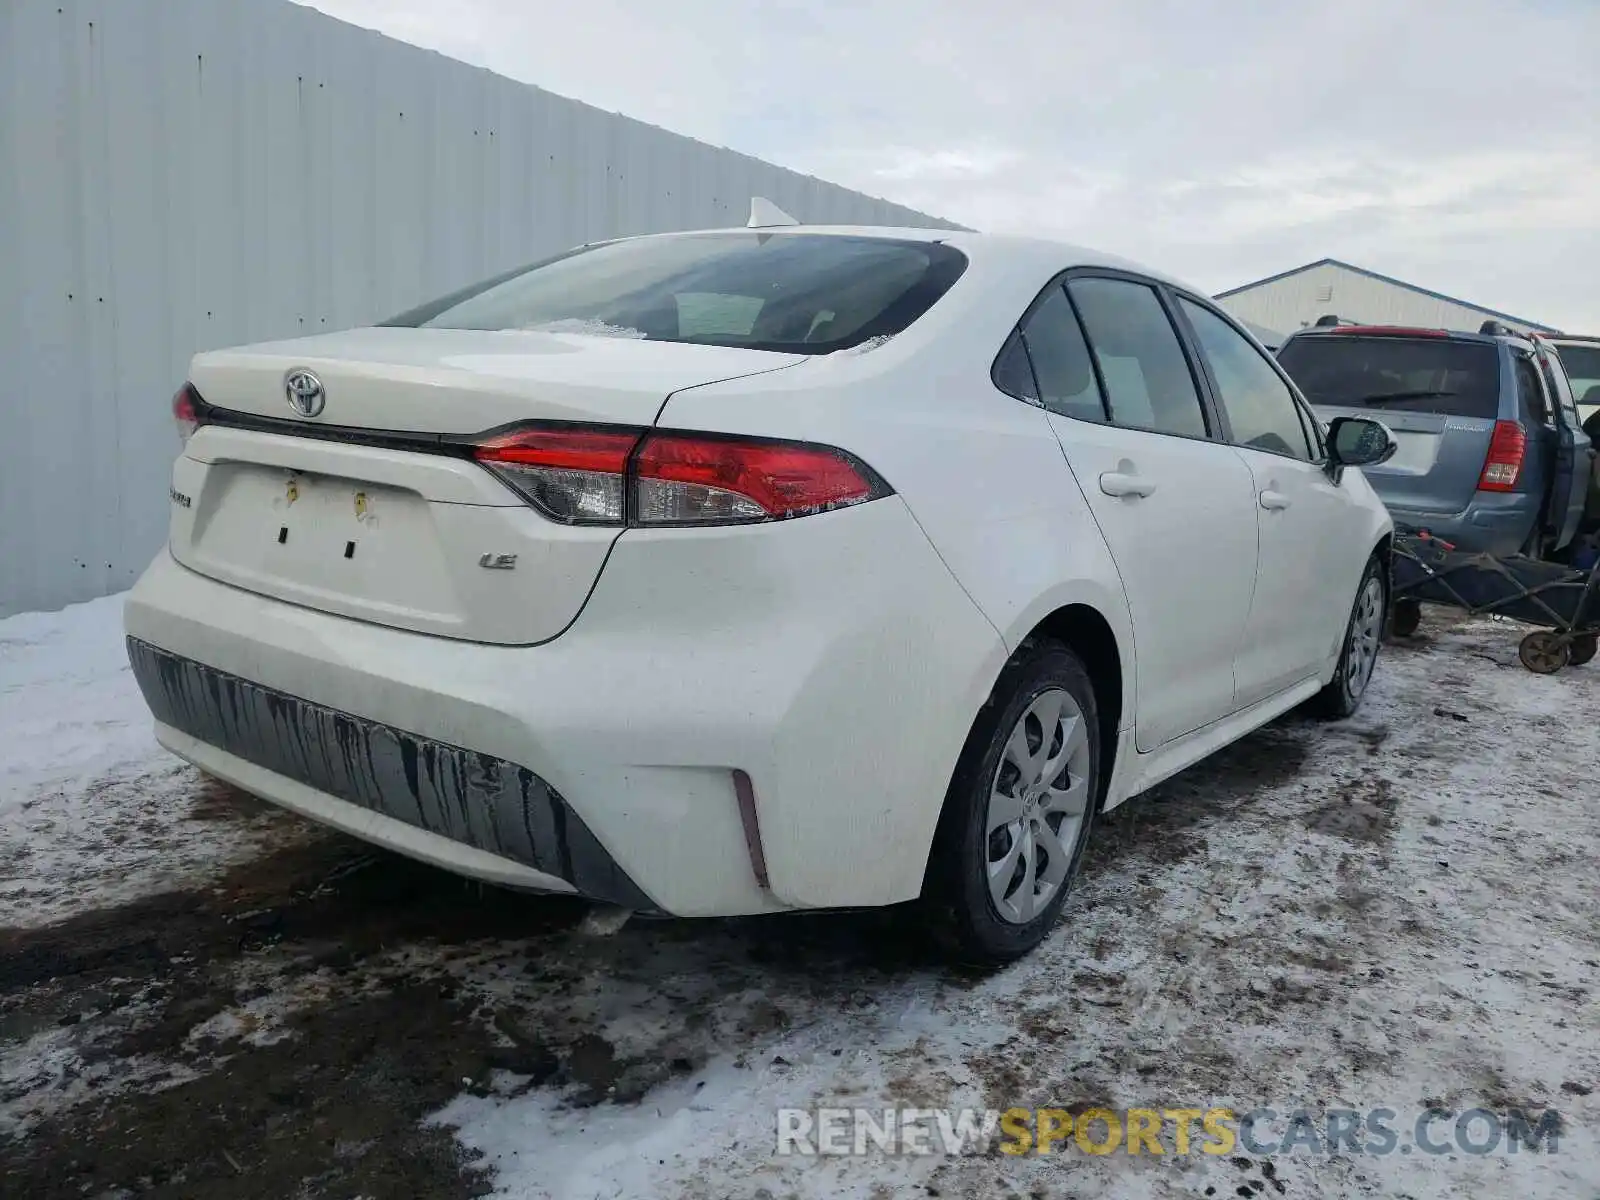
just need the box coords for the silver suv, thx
[1277,319,1594,559]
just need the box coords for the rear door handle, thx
[1099,472,1157,499]
[1259,489,1291,511]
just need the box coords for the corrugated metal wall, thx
[1217,263,1555,343]
[0,0,960,617]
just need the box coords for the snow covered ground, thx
[3,595,1598,1199]
[0,595,308,929]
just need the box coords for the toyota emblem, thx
[284,369,326,418]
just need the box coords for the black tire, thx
[1310,556,1387,719]
[1390,598,1423,639]
[1569,635,1597,667]
[923,640,1100,966]
[1519,632,1570,674]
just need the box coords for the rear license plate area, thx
[188,464,457,616]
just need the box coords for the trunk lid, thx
[188,326,806,431]
[171,328,804,644]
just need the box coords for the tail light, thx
[633,434,884,524]
[472,426,891,526]
[172,383,204,444]
[474,427,638,523]
[1478,420,1527,491]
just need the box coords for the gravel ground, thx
[2,596,1598,1199]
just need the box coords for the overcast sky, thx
[301,0,1600,332]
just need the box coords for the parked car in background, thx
[1546,336,1600,534]
[1546,335,1600,427]
[1277,318,1593,560]
[124,221,1397,964]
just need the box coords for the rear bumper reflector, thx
[731,768,771,891]
[125,637,656,912]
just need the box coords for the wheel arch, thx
[1019,603,1124,812]
[1371,529,1395,625]
[918,597,1127,921]
[1372,529,1393,566]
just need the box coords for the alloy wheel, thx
[984,688,1093,925]
[1346,575,1384,699]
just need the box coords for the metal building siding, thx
[1217,263,1544,340]
[0,0,960,617]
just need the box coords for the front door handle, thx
[1259,489,1291,511]
[1100,472,1157,499]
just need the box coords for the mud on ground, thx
[2,836,573,1198]
[2,802,942,1198]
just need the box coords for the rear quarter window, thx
[1276,336,1501,421]
[1516,357,1549,424]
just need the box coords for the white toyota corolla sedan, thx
[125,218,1396,963]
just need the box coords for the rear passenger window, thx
[1180,298,1314,461]
[1019,287,1106,422]
[1517,358,1550,424]
[993,330,1039,402]
[1066,279,1208,438]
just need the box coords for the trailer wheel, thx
[1518,632,1570,674]
[1570,635,1597,667]
[1390,598,1422,639]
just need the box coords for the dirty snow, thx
[433,617,1600,1199]
[3,600,1599,1199]
[0,594,305,929]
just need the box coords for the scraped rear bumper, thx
[128,637,651,907]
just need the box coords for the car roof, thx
[614,223,1207,299]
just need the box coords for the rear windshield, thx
[380,233,968,354]
[1276,335,1501,420]
[1554,344,1600,406]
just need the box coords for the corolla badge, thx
[284,369,326,418]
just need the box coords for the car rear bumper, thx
[124,497,1006,916]
[129,638,645,905]
[1388,491,1538,557]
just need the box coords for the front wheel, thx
[924,641,1099,966]
[1310,557,1386,719]
[1569,635,1597,667]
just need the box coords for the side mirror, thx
[1327,416,1397,468]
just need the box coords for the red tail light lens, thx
[633,434,886,525]
[173,383,204,444]
[473,427,642,524]
[474,427,640,472]
[471,425,891,526]
[1478,420,1527,491]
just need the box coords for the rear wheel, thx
[1520,632,1571,674]
[1310,556,1386,719]
[1570,635,1597,667]
[925,641,1099,966]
